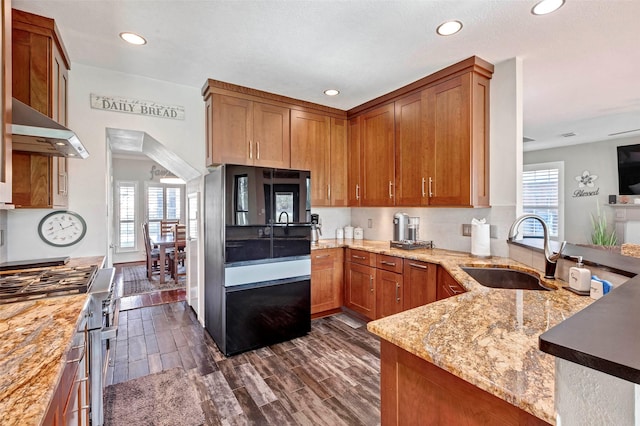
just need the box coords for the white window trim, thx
[523,161,565,241]
[115,180,138,253]
[144,181,186,238]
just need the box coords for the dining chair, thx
[169,224,187,281]
[142,222,160,279]
[160,219,180,236]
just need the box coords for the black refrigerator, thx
[204,165,311,356]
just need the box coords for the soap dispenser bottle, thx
[569,256,591,292]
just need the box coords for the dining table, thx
[150,234,175,284]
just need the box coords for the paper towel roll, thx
[471,223,491,257]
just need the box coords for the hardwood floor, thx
[107,301,381,425]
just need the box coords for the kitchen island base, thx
[380,339,550,425]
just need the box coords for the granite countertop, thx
[0,256,105,426]
[315,239,592,424]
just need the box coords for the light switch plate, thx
[462,224,471,236]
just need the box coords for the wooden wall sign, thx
[90,94,185,120]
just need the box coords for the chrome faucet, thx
[508,214,566,279]
[277,211,289,224]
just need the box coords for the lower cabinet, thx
[376,269,404,318]
[344,249,377,320]
[380,339,550,425]
[437,266,466,300]
[44,315,89,425]
[403,260,437,309]
[311,248,344,316]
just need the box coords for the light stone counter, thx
[0,256,105,426]
[314,239,593,424]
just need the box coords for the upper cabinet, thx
[347,56,494,208]
[203,79,348,205]
[11,8,70,208]
[207,93,290,168]
[0,0,11,205]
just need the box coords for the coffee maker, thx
[310,213,321,244]
[390,212,433,250]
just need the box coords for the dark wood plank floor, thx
[107,301,381,425]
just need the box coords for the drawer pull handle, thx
[380,261,396,267]
[249,140,253,159]
[428,177,433,197]
[352,255,366,260]
[370,275,374,292]
[448,285,464,295]
[356,184,360,200]
[421,177,426,197]
[388,181,393,198]
[409,263,427,269]
[395,283,400,302]
[314,254,330,259]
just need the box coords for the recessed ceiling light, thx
[324,89,340,96]
[119,32,147,45]
[436,20,463,36]
[531,0,565,15]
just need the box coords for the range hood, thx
[11,98,89,159]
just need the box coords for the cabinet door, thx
[403,260,437,310]
[347,116,361,206]
[0,0,11,203]
[252,101,290,168]
[311,248,343,315]
[345,262,376,320]
[423,75,472,206]
[52,157,68,208]
[361,103,395,206]
[395,92,429,206]
[290,110,331,206]
[12,152,50,207]
[329,118,348,206]
[376,270,403,319]
[212,94,253,165]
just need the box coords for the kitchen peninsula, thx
[313,240,593,424]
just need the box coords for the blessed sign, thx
[90,94,185,120]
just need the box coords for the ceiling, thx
[13,0,640,151]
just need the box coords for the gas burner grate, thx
[0,265,98,303]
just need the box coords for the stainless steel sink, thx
[461,267,553,291]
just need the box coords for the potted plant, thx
[590,202,617,247]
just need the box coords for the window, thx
[234,175,248,225]
[146,183,184,241]
[116,181,137,251]
[522,162,564,240]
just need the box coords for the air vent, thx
[560,132,576,138]
[608,128,640,137]
[523,136,535,143]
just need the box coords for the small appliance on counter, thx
[390,213,433,250]
[310,213,322,244]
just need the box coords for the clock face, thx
[38,211,87,247]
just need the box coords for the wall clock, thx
[38,210,87,247]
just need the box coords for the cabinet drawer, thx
[312,249,337,270]
[347,249,376,267]
[376,254,403,273]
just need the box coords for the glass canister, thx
[407,217,420,241]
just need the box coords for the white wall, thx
[525,134,640,244]
[6,64,205,262]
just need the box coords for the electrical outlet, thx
[368,219,373,228]
[462,224,471,236]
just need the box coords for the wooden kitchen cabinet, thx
[394,91,428,206]
[329,117,348,206]
[403,259,437,309]
[208,93,290,168]
[437,266,466,300]
[0,0,11,204]
[376,254,404,319]
[423,71,491,207]
[311,248,343,316]
[360,103,396,206]
[344,249,377,320]
[347,116,361,206]
[380,339,549,425]
[11,8,70,208]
